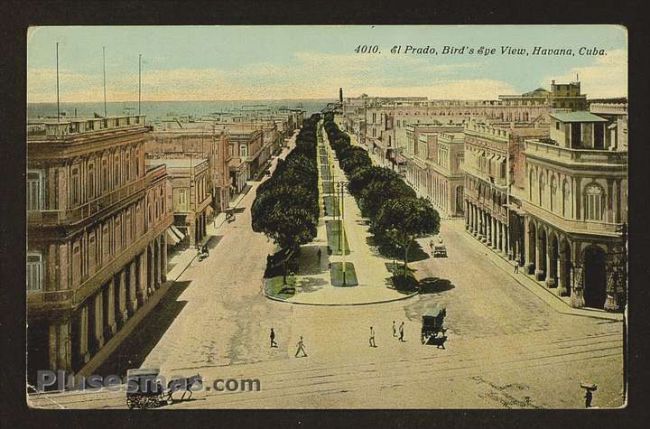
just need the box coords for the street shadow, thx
[205,235,223,250]
[296,276,328,293]
[371,236,429,263]
[418,277,455,294]
[295,244,328,276]
[93,281,191,378]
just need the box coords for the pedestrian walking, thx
[399,322,405,342]
[317,248,322,261]
[392,321,397,337]
[584,389,593,408]
[295,336,307,358]
[514,262,519,274]
[369,326,377,348]
[270,328,278,348]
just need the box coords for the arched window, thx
[562,179,570,217]
[550,176,557,212]
[585,184,604,221]
[539,172,545,206]
[88,163,95,199]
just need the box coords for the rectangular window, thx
[27,171,43,211]
[27,252,43,292]
[240,144,248,158]
[71,167,80,205]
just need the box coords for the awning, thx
[166,229,180,246]
[169,225,185,242]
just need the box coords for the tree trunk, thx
[403,241,411,275]
[283,260,288,285]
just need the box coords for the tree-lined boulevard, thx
[28,118,624,409]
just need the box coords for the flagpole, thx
[138,54,142,116]
[56,42,60,121]
[103,46,107,117]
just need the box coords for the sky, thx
[27,25,627,103]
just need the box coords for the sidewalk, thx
[449,220,623,322]
[167,131,298,283]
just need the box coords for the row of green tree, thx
[323,113,440,288]
[252,114,322,283]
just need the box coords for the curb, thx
[263,286,418,307]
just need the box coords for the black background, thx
[0,1,648,428]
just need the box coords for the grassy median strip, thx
[323,195,340,216]
[325,220,350,255]
[330,262,358,287]
[264,276,297,300]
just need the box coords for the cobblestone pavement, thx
[28,132,624,410]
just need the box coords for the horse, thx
[166,374,202,402]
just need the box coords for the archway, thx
[455,186,464,216]
[583,245,607,309]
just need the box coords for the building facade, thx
[147,123,231,213]
[27,115,172,383]
[463,120,550,263]
[402,124,466,217]
[521,112,627,311]
[146,158,212,248]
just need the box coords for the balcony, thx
[522,201,623,237]
[27,211,173,314]
[27,115,147,141]
[525,139,627,166]
[27,164,167,226]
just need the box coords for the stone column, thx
[138,251,147,305]
[545,240,557,288]
[604,267,621,312]
[128,261,138,314]
[106,282,117,337]
[118,270,128,324]
[557,250,569,296]
[535,234,545,280]
[49,321,72,372]
[94,293,105,348]
[162,233,168,282]
[570,265,585,308]
[156,236,162,287]
[79,305,90,364]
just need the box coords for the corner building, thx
[26,116,172,383]
[521,112,627,310]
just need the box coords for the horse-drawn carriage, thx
[421,305,448,348]
[125,368,202,409]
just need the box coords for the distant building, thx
[27,115,172,383]
[147,122,231,213]
[146,158,212,248]
[463,120,550,261]
[402,124,466,217]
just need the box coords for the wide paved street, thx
[29,129,624,410]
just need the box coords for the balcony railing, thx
[27,211,173,311]
[522,201,624,236]
[27,164,167,226]
[525,140,627,165]
[27,115,147,141]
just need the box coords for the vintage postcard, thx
[25,25,627,409]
